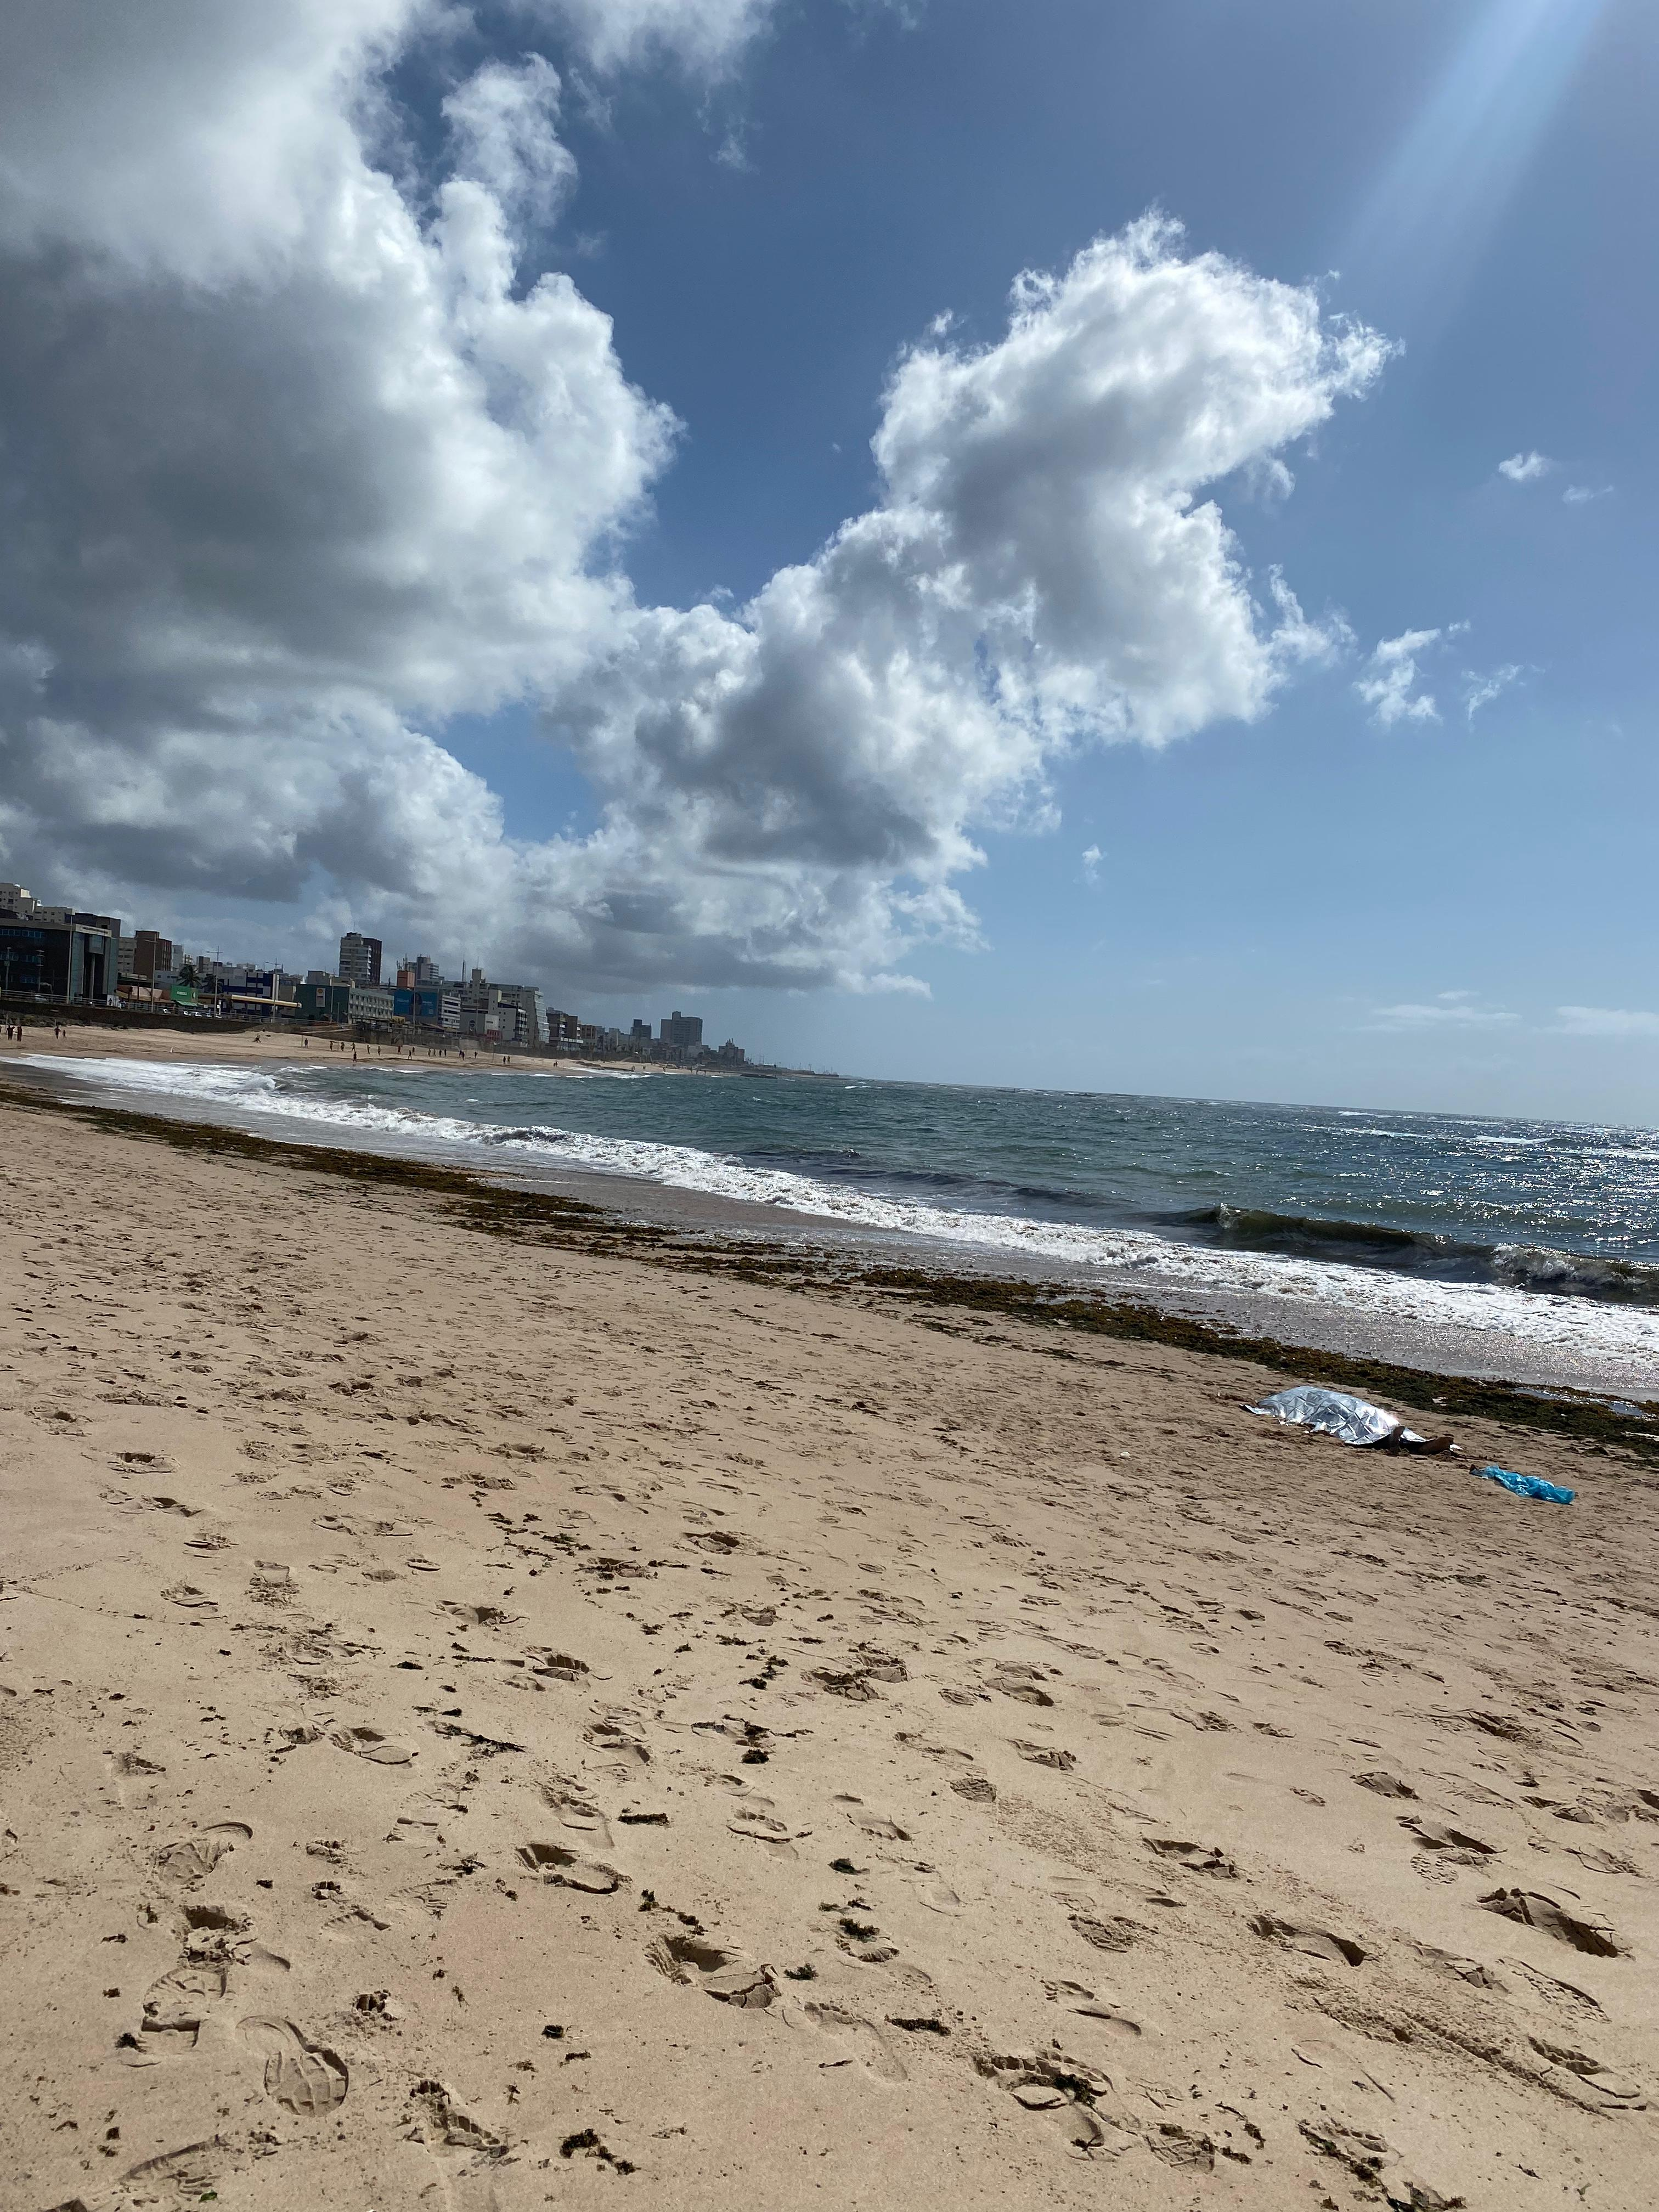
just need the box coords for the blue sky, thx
[2,1,1654,1118]
[450,0,1656,1113]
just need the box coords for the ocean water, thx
[28,1053,1659,1367]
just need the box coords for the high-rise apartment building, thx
[659,1010,703,1051]
[338,932,382,986]
[123,930,174,984]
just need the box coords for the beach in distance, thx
[2,1062,1657,2210]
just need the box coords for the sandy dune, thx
[2,1098,1656,2210]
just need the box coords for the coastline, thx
[5,1048,1658,1406]
[4,1068,1655,1444]
[2,1076,1655,2211]
[0,1020,827,1082]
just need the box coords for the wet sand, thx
[2,1088,1657,2210]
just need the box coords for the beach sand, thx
[3,1022,624,1076]
[3,1092,1656,2210]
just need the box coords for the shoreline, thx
[4,1069,1654,1455]
[0,1017,827,1081]
[7,1043,1659,1403]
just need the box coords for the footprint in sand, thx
[1049,1983,1144,2040]
[1145,1838,1238,1878]
[517,1841,625,1893]
[1013,1741,1076,1771]
[406,1555,441,1573]
[911,1874,961,1914]
[792,1999,907,2080]
[895,1733,974,1764]
[1353,1770,1417,1800]
[990,1664,1057,1707]
[1398,1815,1496,1861]
[1478,1889,1621,1957]
[992,2054,1121,2157]
[161,1583,219,1616]
[115,2140,228,2196]
[132,1962,227,2055]
[109,1750,165,1781]
[647,1932,774,2008]
[182,1903,249,1956]
[410,2076,503,2152]
[238,2017,349,2114]
[332,1725,417,1765]
[442,1601,520,1629]
[727,1808,800,1860]
[951,1774,996,1804]
[1249,1913,1367,1965]
[156,1822,252,1884]
[584,1718,650,1768]
[388,1805,445,1847]
[1070,1913,1147,1955]
[836,1797,911,1842]
[1528,2035,1646,2108]
[541,1787,613,1848]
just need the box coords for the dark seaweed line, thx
[4,1075,1654,1465]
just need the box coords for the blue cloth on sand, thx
[1474,1464,1575,1504]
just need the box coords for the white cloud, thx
[1563,482,1612,506]
[518,0,779,75]
[443,54,575,229]
[1355,624,1462,727]
[1497,450,1553,483]
[1555,1006,1659,1039]
[1463,662,1525,721]
[0,12,1390,994]
[1364,992,1517,1031]
[1081,844,1102,882]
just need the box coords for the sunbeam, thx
[1341,0,1609,330]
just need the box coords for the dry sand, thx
[3,1094,1657,2211]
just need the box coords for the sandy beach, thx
[3,1085,1657,2212]
[3,1022,652,1077]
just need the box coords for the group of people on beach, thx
[5,1022,67,1040]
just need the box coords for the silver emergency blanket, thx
[1246,1385,1432,1449]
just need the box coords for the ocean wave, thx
[25,1053,1659,1368]
[1166,1204,1659,1306]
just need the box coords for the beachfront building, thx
[296,974,352,1022]
[455,969,547,1047]
[393,980,461,1031]
[117,929,174,985]
[494,982,546,1047]
[190,965,300,1018]
[0,884,122,1006]
[347,982,396,1024]
[338,932,383,986]
[660,1010,703,1053]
